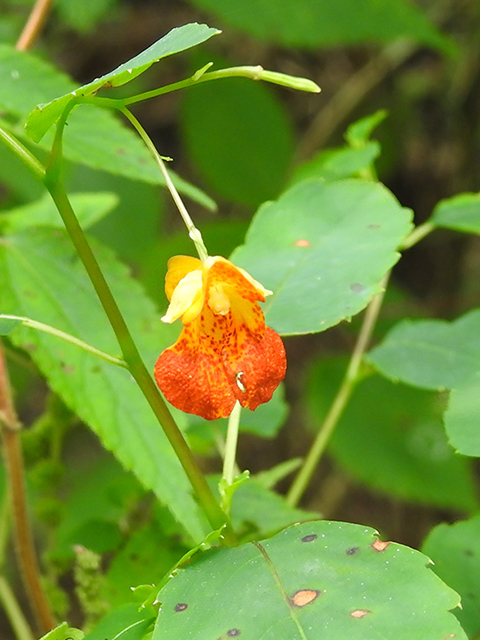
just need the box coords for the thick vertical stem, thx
[0,342,56,634]
[43,179,236,543]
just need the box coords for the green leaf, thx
[1,192,118,232]
[83,603,155,640]
[152,520,466,639]
[26,24,220,141]
[51,454,143,562]
[444,375,480,457]
[187,0,454,53]
[0,45,215,209]
[232,179,413,335]
[289,142,380,186]
[431,192,480,235]
[307,359,478,511]
[0,228,208,542]
[345,110,388,147]
[0,316,21,335]
[367,309,480,390]
[422,514,480,638]
[106,522,184,608]
[181,76,295,206]
[230,480,318,537]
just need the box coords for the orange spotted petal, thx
[154,307,286,420]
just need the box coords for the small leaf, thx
[345,110,388,147]
[367,309,480,390]
[423,514,480,638]
[152,520,466,639]
[26,24,220,141]
[290,142,380,186]
[230,480,318,537]
[431,192,480,235]
[232,179,413,335]
[1,192,118,232]
[444,375,480,457]
[37,623,84,640]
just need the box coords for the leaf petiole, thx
[0,315,127,368]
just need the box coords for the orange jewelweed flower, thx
[154,255,287,420]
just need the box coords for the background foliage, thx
[1,0,480,639]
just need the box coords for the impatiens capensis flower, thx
[154,255,287,420]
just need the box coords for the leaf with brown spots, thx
[152,520,467,639]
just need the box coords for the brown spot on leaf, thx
[227,630,241,637]
[292,589,320,607]
[301,534,318,543]
[368,224,380,230]
[351,609,371,618]
[294,239,311,247]
[443,634,456,639]
[60,362,75,374]
[372,539,390,552]
[350,283,365,293]
[174,603,188,612]
[346,547,359,555]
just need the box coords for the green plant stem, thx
[0,315,127,368]
[401,222,434,249]
[120,108,209,262]
[286,274,390,507]
[222,401,242,487]
[43,121,236,545]
[0,576,35,640]
[120,65,319,106]
[0,127,44,180]
[0,342,56,634]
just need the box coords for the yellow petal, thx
[208,283,231,315]
[165,255,203,301]
[236,266,272,298]
[161,269,204,324]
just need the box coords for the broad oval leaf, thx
[26,24,220,141]
[444,376,480,457]
[232,179,413,335]
[367,309,480,390]
[0,228,208,542]
[423,514,480,638]
[153,520,466,639]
